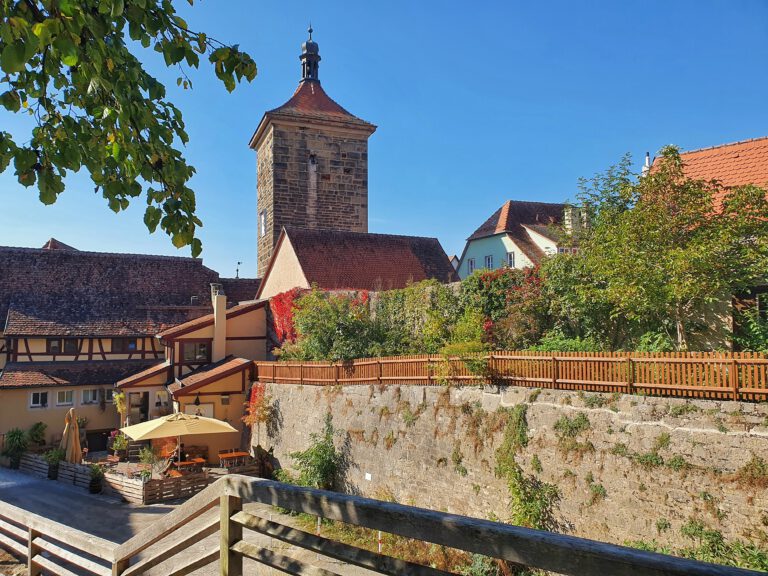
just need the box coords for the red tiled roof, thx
[266,81,374,128]
[464,200,566,265]
[0,360,159,389]
[675,137,768,190]
[157,301,266,340]
[468,200,565,241]
[41,238,77,251]
[0,243,238,336]
[258,229,459,297]
[168,356,252,397]
[220,278,262,304]
[116,361,170,388]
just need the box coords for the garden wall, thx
[258,382,768,550]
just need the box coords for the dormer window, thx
[182,341,211,363]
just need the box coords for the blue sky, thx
[1,1,767,277]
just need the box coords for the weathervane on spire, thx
[308,23,313,40]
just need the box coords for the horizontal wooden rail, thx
[2,474,764,575]
[253,351,768,401]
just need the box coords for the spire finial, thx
[300,25,320,82]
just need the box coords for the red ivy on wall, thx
[270,287,304,344]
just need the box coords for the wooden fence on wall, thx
[254,351,768,401]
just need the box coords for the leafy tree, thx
[284,412,339,490]
[0,0,256,255]
[575,147,768,350]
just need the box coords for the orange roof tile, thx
[156,300,266,340]
[116,361,170,388]
[676,137,768,190]
[168,356,252,397]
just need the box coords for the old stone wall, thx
[257,382,768,550]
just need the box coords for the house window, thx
[112,338,138,353]
[30,391,48,408]
[259,210,266,238]
[105,389,114,402]
[182,341,210,363]
[46,339,61,355]
[63,339,79,354]
[82,389,99,405]
[484,255,494,269]
[505,252,515,268]
[467,258,476,274]
[557,247,579,255]
[56,390,74,406]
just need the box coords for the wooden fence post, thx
[377,360,382,387]
[626,357,634,395]
[730,358,739,401]
[112,559,129,576]
[551,356,558,388]
[334,363,339,385]
[272,362,276,383]
[299,363,304,386]
[220,493,243,576]
[28,528,40,576]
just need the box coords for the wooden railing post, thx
[730,358,739,401]
[626,357,634,394]
[377,360,382,386]
[28,528,40,576]
[220,493,243,576]
[112,559,129,576]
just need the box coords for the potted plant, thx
[110,432,130,461]
[88,464,104,494]
[2,428,28,469]
[27,422,47,450]
[42,447,65,480]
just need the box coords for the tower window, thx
[259,210,266,238]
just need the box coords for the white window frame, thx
[506,252,515,268]
[484,255,494,269]
[259,210,266,238]
[82,389,99,405]
[30,391,48,409]
[467,258,476,274]
[56,390,74,406]
[105,389,114,402]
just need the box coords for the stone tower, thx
[250,27,377,277]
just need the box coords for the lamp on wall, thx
[194,393,201,406]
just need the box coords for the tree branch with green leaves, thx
[0,0,257,256]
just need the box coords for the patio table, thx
[220,451,250,467]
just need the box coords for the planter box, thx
[19,453,49,478]
[104,471,210,505]
[56,461,91,489]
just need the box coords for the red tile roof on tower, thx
[257,229,459,297]
[41,238,77,251]
[220,278,262,304]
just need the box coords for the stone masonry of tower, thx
[250,29,376,276]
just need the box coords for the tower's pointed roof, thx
[250,28,375,148]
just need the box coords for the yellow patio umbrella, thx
[59,408,82,464]
[120,412,237,461]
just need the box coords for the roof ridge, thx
[0,244,205,263]
[682,136,768,155]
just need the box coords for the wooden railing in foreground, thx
[1,475,764,575]
[254,351,768,401]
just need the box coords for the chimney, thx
[211,283,227,362]
[641,152,651,177]
[563,205,580,235]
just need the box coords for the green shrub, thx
[42,447,65,465]
[527,330,602,352]
[285,413,340,490]
[456,555,503,576]
[27,422,47,445]
[554,413,590,438]
[2,428,28,468]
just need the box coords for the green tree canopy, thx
[573,146,768,350]
[0,0,256,255]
